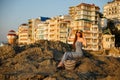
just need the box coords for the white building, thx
[102,34,115,49]
[18,24,29,45]
[103,0,120,20]
[35,22,48,41]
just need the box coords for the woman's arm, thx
[82,33,87,47]
[82,38,87,47]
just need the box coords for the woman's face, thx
[76,32,81,37]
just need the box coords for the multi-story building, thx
[36,21,48,41]
[68,3,102,51]
[103,0,120,20]
[47,15,71,43]
[47,17,59,41]
[28,18,41,43]
[102,34,115,49]
[18,24,29,45]
[68,19,102,51]
[103,0,120,48]
[69,3,100,24]
[59,15,71,43]
[100,18,108,28]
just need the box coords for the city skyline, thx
[0,0,110,42]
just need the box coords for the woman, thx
[57,30,86,68]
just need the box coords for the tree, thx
[106,19,120,47]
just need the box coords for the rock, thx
[76,58,95,73]
[43,77,56,80]
[14,47,43,63]
[38,59,56,74]
[17,73,35,80]
[43,49,53,59]
[0,40,120,80]
[53,50,63,61]
[62,71,79,79]
[33,74,45,80]
[0,45,15,60]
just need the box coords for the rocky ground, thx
[0,40,120,80]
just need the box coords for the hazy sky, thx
[0,0,110,42]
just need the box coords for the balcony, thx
[92,30,98,33]
[92,36,98,39]
[84,47,92,50]
[44,31,48,34]
[92,42,98,45]
[50,26,56,30]
[87,41,93,44]
[84,30,92,33]
[92,48,99,51]
[49,32,55,35]
[44,27,48,30]
[85,36,92,38]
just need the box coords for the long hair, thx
[72,30,83,50]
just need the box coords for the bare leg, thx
[57,61,63,67]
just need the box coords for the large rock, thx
[0,40,120,80]
[38,59,56,74]
[0,45,15,60]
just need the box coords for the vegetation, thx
[103,19,120,47]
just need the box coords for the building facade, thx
[36,21,48,41]
[59,15,71,43]
[69,3,100,24]
[68,3,102,51]
[102,34,115,49]
[68,19,102,51]
[7,30,17,45]
[47,15,71,43]
[28,18,41,43]
[103,0,120,20]
[47,17,59,41]
[18,24,29,45]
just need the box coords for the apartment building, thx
[100,18,107,28]
[36,21,48,41]
[47,15,71,43]
[28,18,41,43]
[103,0,120,20]
[69,3,100,24]
[47,17,59,41]
[68,19,102,51]
[18,24,29,45]
[59,15,71,43]
[68,3,102,51]
[102,34,115,49]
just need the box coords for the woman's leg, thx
[57,52,71,67]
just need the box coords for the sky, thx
[0,0,110,42]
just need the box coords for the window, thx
[111,37,114,42]
[84,27,90,31]
[106,38,109,42]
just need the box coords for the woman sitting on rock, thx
[57,30,86,69]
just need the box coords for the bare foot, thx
[57,61,63,67]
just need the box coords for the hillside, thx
[0,40,120,80]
